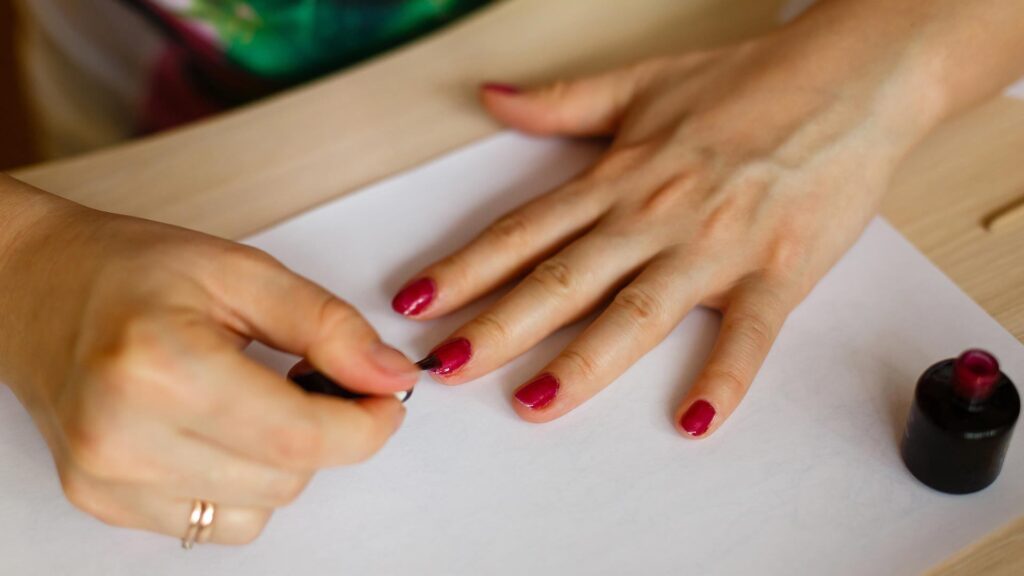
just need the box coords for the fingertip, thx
[416,338,473,384]
[427,372,464,387]
[511,402,551,423]
[392,277,437,318]
[511,373,563,422]
[357,395,407,432]
[479,83,555,136]
[367,342,419,380]
[309,342,418,396]
[676,399,717,439]
[505,399,561,422]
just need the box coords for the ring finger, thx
[511,251,719,420]
[66,475,273,545]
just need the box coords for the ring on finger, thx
[181,500,216,549]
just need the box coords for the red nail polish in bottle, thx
[901,349,1019,494]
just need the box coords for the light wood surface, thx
[8,0,1024,572]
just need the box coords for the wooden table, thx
[10,0,1024,572]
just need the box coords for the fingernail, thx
[481,82,521,95]
[369,342,418,376]
[392,278,436,317]
[418,338,472,377]
[514,373,559,410]
[679,400,715,437]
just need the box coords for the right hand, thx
[0,175,417,544]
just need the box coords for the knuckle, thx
[225,243,282,272]
[764,236,809,275]
[560,349,601,383]
[94,320,165,381]
[85,317,185,407]
[316,295,362,335]
[470,312,515,345]
[694,195,743,244]
[63,416,127,480]
[611,286,666,328]
[60,470,102,517]
[636,174,693,218]
[89,356,145,404]
[730,310,778,354]
[588,145,646,180]
[705,364,750,398]
[528,258,578,296]
[486,212,532,247]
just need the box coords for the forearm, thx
[784,0,1024,132]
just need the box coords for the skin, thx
[401,0,1024,434]
[0,175,418,543]
[1,0,1023,545]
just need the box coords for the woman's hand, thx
[389,1,982,437]
[0,175,417,544]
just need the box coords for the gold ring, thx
[196,501,216,544]
[181,500,215,549]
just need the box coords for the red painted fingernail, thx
[679,400,715,437]
[392,278,436,317]
[514,373,560,410]
[418,338,472,376]
[482,82,521,95]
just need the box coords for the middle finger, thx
[420,229,659,383]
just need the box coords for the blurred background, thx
[0,2,36,170]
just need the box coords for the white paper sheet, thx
[1,133,1022,575]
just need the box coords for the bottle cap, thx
[953,349,1001,401]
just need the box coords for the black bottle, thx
[901,349,1019,494]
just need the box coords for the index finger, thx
[208,247,418,395]
[177,331,406,469]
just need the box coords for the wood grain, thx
[885,98,1024,342]
[7,0,1023,572]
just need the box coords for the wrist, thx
[0,175,76,398]
[0,176,72,269]
[774,0,1024,149]
[766,10,940,155]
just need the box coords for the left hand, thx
[390,26,935,437]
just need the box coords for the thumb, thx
[213,249,418,395]
[479,64,655,137]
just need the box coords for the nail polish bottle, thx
[901,349,1019,494]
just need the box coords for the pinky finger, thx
[674,276,796,439]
